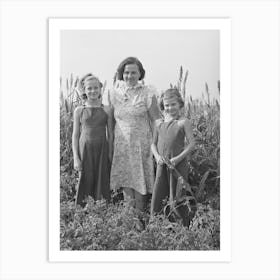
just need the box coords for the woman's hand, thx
[74,158,83,171]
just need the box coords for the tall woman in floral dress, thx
[109,57,160,211]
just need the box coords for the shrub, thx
[60,197,220,250]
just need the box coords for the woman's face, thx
[84,79,101,101]
[123,64,141,87]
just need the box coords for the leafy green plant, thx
[60,196,219,250]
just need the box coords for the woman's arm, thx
[72,106,82,171]
[148,94,161,122]
[104,105,115,163]
[170,118,195,166]
[146,89,161,140]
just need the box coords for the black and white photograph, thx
[1,1,279,279]
[49,18,231,261]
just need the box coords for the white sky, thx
[60,30,220,100]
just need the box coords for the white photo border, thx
[49,18,231,262]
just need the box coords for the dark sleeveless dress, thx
[75,106,110,206]
[151,119,189,214]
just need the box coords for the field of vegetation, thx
[60,67,220,250]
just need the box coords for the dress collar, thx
[118,80,144,92]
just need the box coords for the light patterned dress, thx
[110,81,160,195]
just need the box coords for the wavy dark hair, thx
[116,57,145,81]
[159,88,184,111]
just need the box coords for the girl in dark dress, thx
[72,74,113,206]
[151,88,195,220]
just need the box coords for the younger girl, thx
[72,74,113,206]
[150,88,195,222]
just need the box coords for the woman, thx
[109,57,160,211]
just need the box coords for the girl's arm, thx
[170,118,195,166]
[72,106,82,171]
[151,120,164,165]
[104,105,115,163]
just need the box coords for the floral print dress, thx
[110,82,160,195]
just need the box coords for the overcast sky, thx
[60,30,220,100]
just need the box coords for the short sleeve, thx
[146,85,161,121]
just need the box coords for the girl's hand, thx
[156,155,164,165]
[170,157,179,167]
[74,158,83,171]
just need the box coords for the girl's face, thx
[84,80,101,100]
[163,96,181,118]
[123,64,141,87]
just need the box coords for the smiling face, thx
[123,64,141,87]
[84,79,101,101]
[163,96,181,118]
